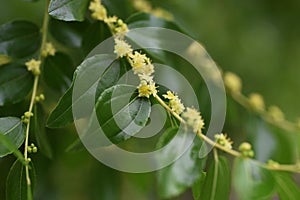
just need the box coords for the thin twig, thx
[23,0,50,196]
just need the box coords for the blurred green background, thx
[1,0,299,199]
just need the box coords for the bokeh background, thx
[0,0,299,199]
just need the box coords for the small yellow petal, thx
[25,59,41,76]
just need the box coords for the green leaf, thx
[0,63,34,106]
[43,52,73,93]
[0,132,25,164]
[0,117,25,157]
[233,158,276,200]
[0,21,41,59]
[201,156,231,200]
[272,172,300,199]
[48,0,90,22]
[31,104,53,158]
[156,127,206,199]
[95,84,151,144]
[6,160,36,200]
[49,18,90,48]
[192,171,206,200]
[47,54,116,128]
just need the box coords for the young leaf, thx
[201,156,231,200]
[272,172,300,199]
[0,63,34,106]
[31,104,53,159]
[233,158,276,200]
[43,52,73,93]
[156,127,206,199]
[0,117,25,157]
[48,0,90,22]
[95,84,151,144]
[0,21,41,59]
[47,54,116,128]
[6,160,36,200]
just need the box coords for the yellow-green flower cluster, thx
[25,59,41,76]
[224,72,242,93]
[128,51,156,97]
[27,143,38,153]
[224,71,299,132]
[113,38,132,58]
[89,0,128,37]
[35,94,45,103]
[182,107,205,133]
[268,105,285,122]
[163,91,185,115]
[214,133,233,149]
[113,19,129,37]
[89,0,107,21]
[248,93,265,111]
[239,142,254,158]
[138,80,157,98]
[21,111,33,124]
[89,0,156,98]
[41,42,56,58]
[128,52,154,76]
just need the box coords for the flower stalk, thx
[23,0,51,198]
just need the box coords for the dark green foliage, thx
[0,117,25,157]
[0,63,34,106]
[0,21,41,59]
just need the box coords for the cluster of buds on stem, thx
[239,142,254,158]
[21,111,33,124]
[27,143,38,153]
